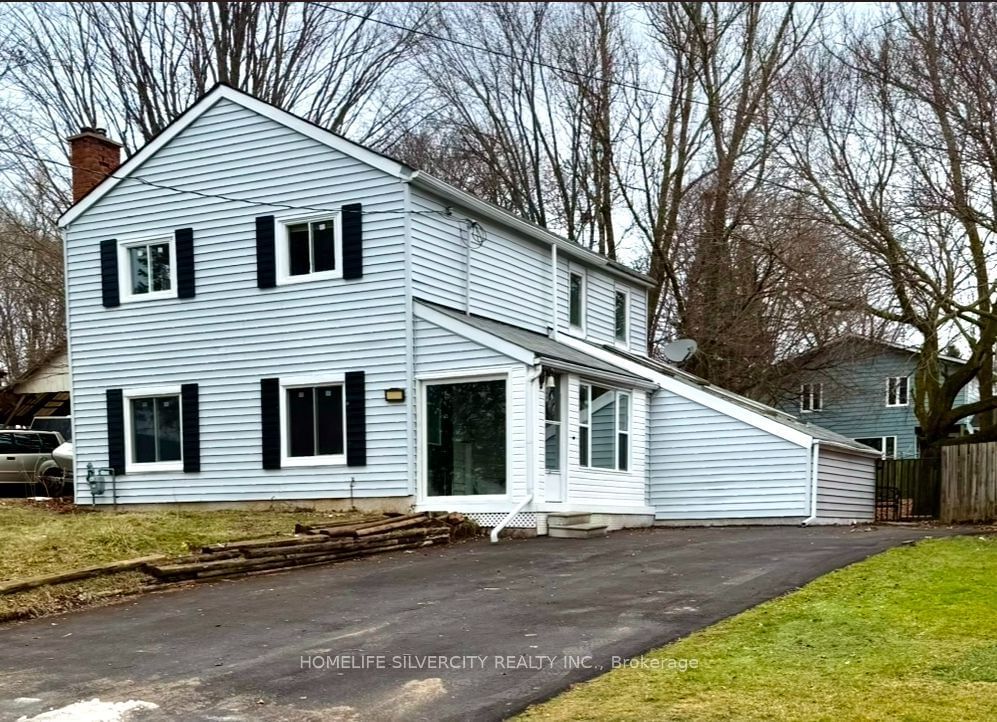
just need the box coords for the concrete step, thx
[546,513,592,528]
[548,522,608,539]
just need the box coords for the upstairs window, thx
[119,238,176,301]
[615,290,629,345]
[886,377,909,407]
[279,215,341,284]
[800,383,822,413]
[569,271,586,330]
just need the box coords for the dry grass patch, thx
[0,499,364,621]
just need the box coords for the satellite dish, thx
[662,339,697,364]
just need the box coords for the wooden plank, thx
[0,555,166,595]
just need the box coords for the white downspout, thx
[801,441,820,526]
[491,364,542,543]
[550,244,559,340]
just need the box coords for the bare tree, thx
[781,1,997,450]
[400,2,632,252]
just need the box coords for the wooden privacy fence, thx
[941,442,997,523]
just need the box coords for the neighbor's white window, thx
[569,270,586,331]
[118,237,176,302]
[614,289,629,346]
[855,436,897,459]
[280,376,346,467]
[123,387,182,472]
[800,383,822,413]
[886,377,909,407]
[277,214,342,284]
[578,383,631,472]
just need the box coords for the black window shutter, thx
[342,203,363,280]
[345,370,366,466]
[261,377,281,469]
[100,239,120,308]
[256,215,276,289]
[175,228,196,299]
[181,383,200,473]
[106,388,125,474]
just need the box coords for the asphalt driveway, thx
[0,525,961,721]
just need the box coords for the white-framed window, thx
[123,386,183,472]
[279,375,347,467]
[578,383,630,472]
[569,270,586,331]
[118,237,177,302]
[855,436,897,459]
[886,377,909,407]
[277,214,342,285]
[544,373,563,471]
[800,383,823,413]
[614,289,629,346]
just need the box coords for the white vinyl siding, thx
[816,448,876,522]
[410,189,552,333]
[66,97,410,504]
[649,389,810,520]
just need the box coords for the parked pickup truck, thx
[0,429,69,497]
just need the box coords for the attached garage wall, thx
[649,390,810,520]
[816,447,876,522]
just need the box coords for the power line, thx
[1,146,451,217]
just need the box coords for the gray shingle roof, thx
[419,302,648,384]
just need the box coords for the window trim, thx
[578,382,632,473]
[279,373,348,468]
[800,383,823,413]
[276,213,343,286]
[614,287,630,348]
[568,269,587,333]
[416,368,513,505]
[117,236,178,303]
[886,376,910,407]
[122,385,183,473]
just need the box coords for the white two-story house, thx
[59,84,880,531]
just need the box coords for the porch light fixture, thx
[384,387,405,403]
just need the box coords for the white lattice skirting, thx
[464,512,537,529]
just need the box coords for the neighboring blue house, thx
[780,338,978,459]
[57,84,880,530]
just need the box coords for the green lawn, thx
[0,499,363,621]
[521,535,997,721]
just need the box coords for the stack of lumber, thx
[142,513,468,584]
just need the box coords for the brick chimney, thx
[67,127,123,203]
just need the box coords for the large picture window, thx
[425,378,506,496]
[124,388,183,471]
[283,382,346,465]
[578,384,630,472]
